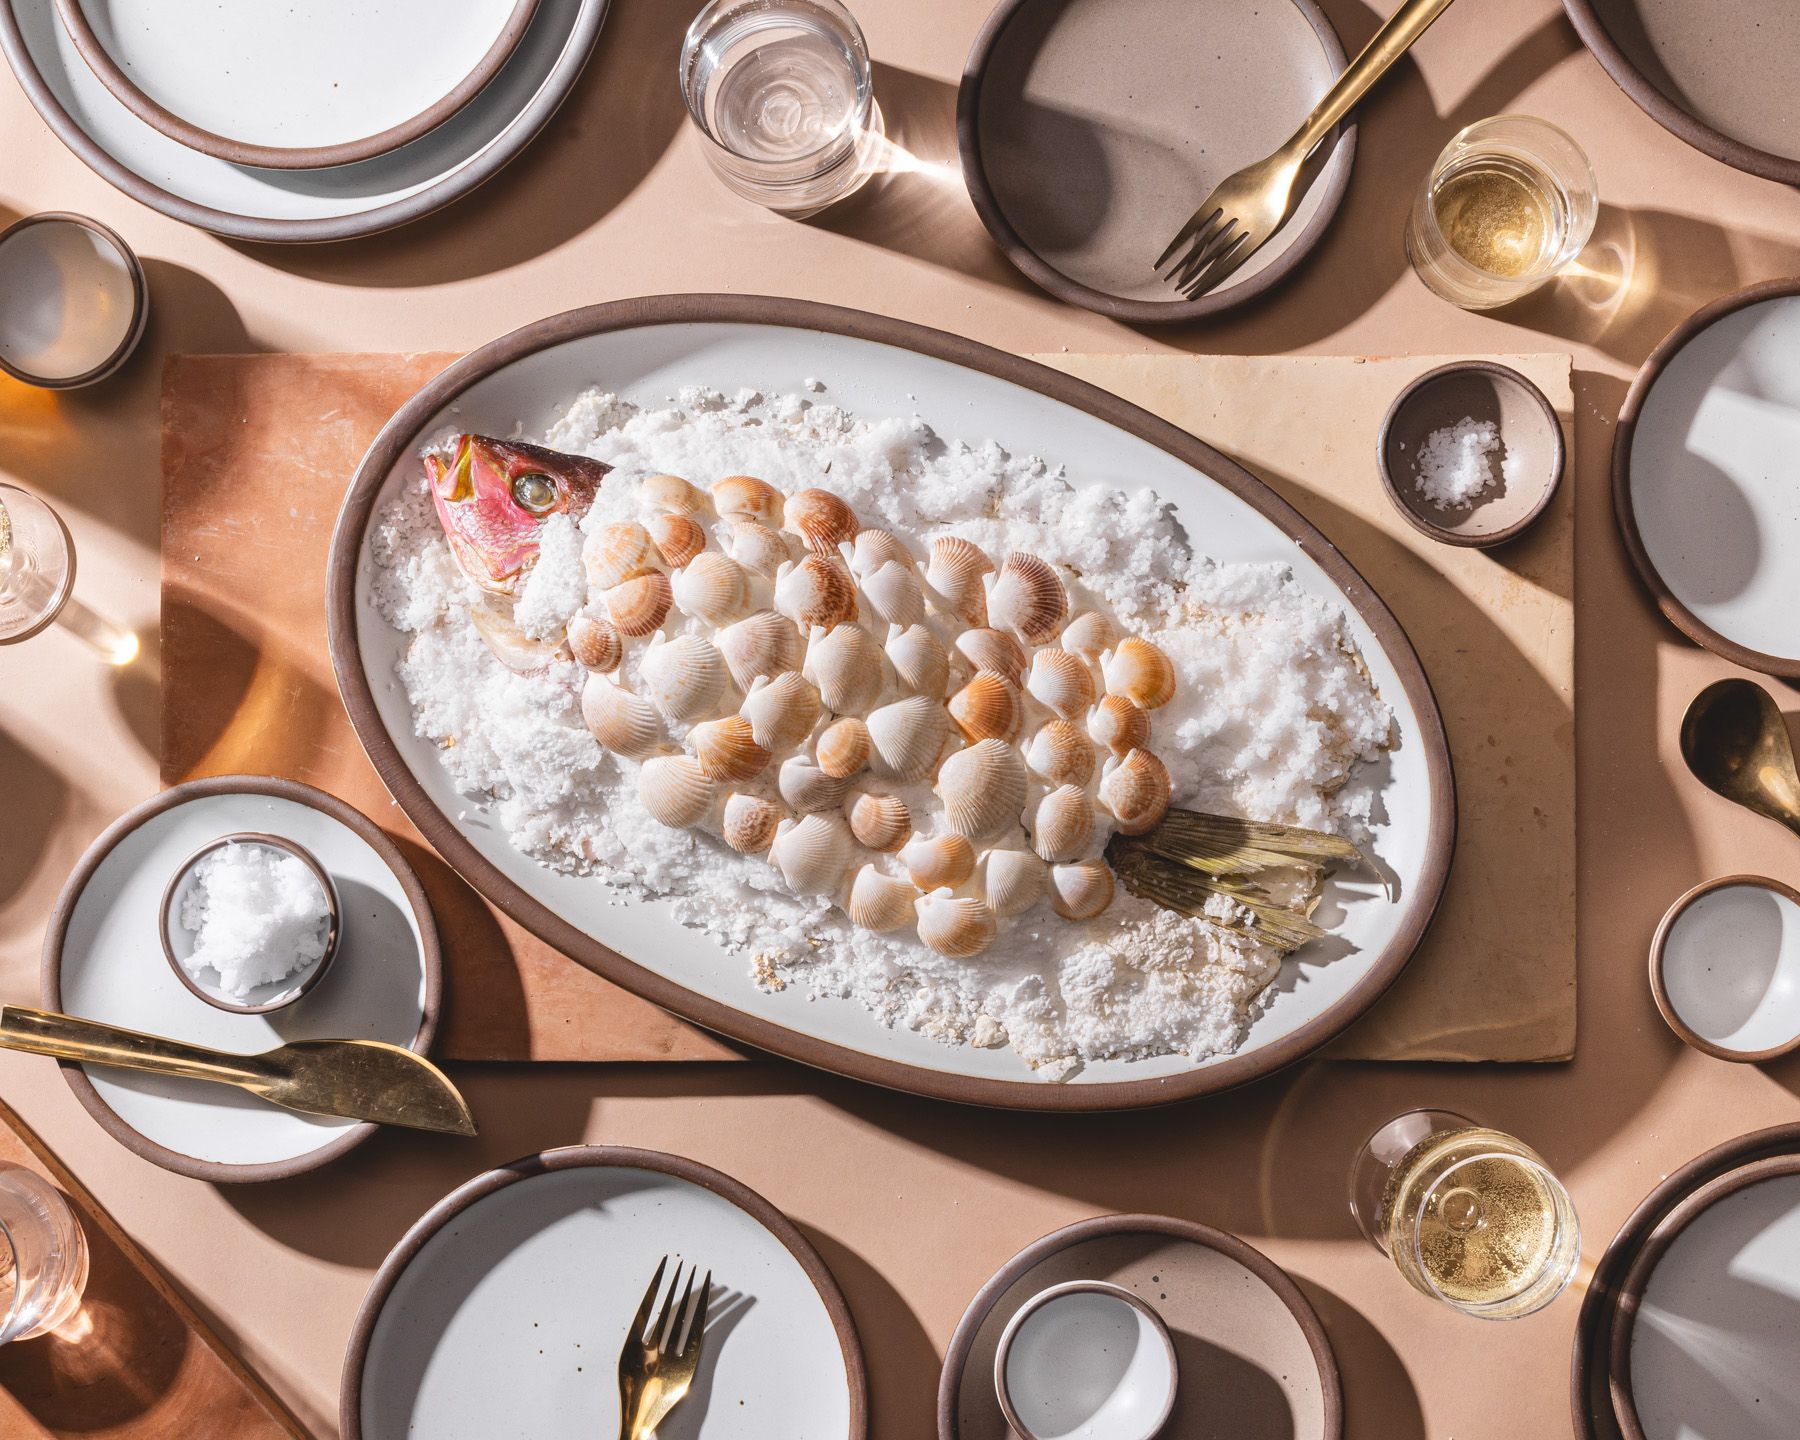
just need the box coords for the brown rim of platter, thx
[933,1211,1344,1439]
[51,0,541,171]
[40,774,444,1184]
[1647,874,1800,1064]
[1560,0,1800,187]
[0,212,148,389]
[325,293,1457,1113]
[1607,1152,1800,1440]
[1569,1122,1800,1439]
[338,1143,871,1440]
[955,0,1356,325]
[1613,277,1800,679]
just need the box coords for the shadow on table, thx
[0,725,69,909]
[1298,1281,1425,1440]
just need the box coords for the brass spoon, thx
[0,1006,476,1136]
[1679,678,1800,837]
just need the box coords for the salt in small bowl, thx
[1377,361,1564,549]
[159,832,342,1015]
[1650,875,1800,1062]
[994,1279,1178,1440]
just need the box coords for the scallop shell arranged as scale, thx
[647,512,706,569]
[729,520,794,577]
[1088,693,1151,755]
[954,627,1026,685]
[1098,747,1172,835]
[924,536,994,627]
[604,571,673,637]
[584,521,659,591]
[581,675,662,758]
[1025,647,1096,720]
[948,670,1022,743]
[769,813,853,896]
[846,791,910,852]
[1049,859,1115,920]
[1025,719,1095,787]
[784,488,858,556]
[717,611,800,690]
[885,623,949,697]
[739,671,820,753]
[861,560,925,627]
[915,889,997,958]
[1102,636,1177,709]
[802,623,884,715]
[721,792,783,854]
[638,633,726,722]
[690,715,771,783]
[642,474,707,515]
[816,716,871,779]
[900,832,976,891]
[638,754,715,829]
[988,552,1068,645]
[711,474,783,526]
[849,528,911,578]
[845,865,917,932]
[778,754,850,814]
[980,846,1047,918]
[567,615,621,673]
[774,554,858,630]
[1030,784,1094,863]
[1061,611,1117,663]
[937,738,1028,843]
[671,551,750,627]
[865,694,949,781]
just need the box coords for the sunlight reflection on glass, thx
[53,594,140,666]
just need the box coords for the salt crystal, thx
[1414,417,1502,509]
[178,843,331,998]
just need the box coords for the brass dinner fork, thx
[1155,0,1461,297]
[617,1256,712,1440]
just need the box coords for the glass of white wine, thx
[1349,1109,1580,1320]
[0,1162,90,1344]
[0,484,138,662]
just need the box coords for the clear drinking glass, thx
[0,1163,90,1344]
[679,0,881,215]
[1405,116,1598,311]
[0,483,139,661]
[1349,1109,1581,1320]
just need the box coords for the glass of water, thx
[679,0,880,215]
[0,484,139,662]
[0,1163,90,1344]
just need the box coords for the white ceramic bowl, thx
[1650,875,1800,1062]
[995,1280,1178,1440]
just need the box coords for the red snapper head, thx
[425,435,609,594]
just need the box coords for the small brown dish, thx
[1648,875,1800,1064]
[159,832,342,1015]
[1377,361,1565,549]
[0,212,148,390]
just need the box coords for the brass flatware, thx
[0,1006,475,1136]
[1680,678,1800,838]
[617,1255,712,1440]
[1156,0,1461,297]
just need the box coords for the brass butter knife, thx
[0,1006,476,1136]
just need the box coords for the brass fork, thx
[617,1256,712,1440]
[1155,0,1461,297]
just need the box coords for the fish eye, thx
[511,472,557,515]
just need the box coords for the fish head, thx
[426,435,608,594]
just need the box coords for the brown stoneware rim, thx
[1607,1152,1800,1440]
[1648,874,1800,1063]
[40,774,444,1184]
[1375,361,1566,550]
[0,0,609,244]
[955,0,1356,325]
[339,1143,870,1440]
[0,211,147,389]
[156,831,344,1016]
[326,293,1456,1112]
[935,1211,1344,1439]
[52,0,541,171]
[1613,277,1800,678]
[1569,1122,1800,1439]
[1561,0,1800,186]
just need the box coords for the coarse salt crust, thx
[1413,417,1502,510]
[178,842,330,998]
[369,386,1393,1076]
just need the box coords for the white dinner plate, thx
[1617,280,1800,677]
[0,0,607,241]
[41,776,442,1182]
[342,1146,867,1439]
[327,296,1455,1110]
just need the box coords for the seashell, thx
[778,754,850,814]
[1087,693,1151,754]
[584,520,659,591]
[953,627,1026,685]
[469,600,564,673]
[774,554,858,630]
[730,519,794,577]
[980,846,1047,918]
[647,512,707,569]
[671,551,750,627]
[846,791,910,852]
[861,560,924,627]
[581,675,663,758]
[816,716,871,779]
[1030,784,1094,863]
[914,889,997,958]
[849,528,912,578]
[641,474,707,515]
[845,865,917,932]
[865,694,950,781]
[721,792,783,854]
[802,623,884,715]
[1098,748,1173,835]
[899,832,976,891]
[1061,611,1118,663]
[769,813,853,896]
[1025,720,1096,788]
[1049,859,1115,921]
[1101,636,1177,709]
[567,614,622,673]
[717,610,800,690]
[603,570,673,637]
[937,738,1029,843]
[1026,647,1097,720]
[987,552,1069,645]
[924,536,994,626]
[638,633,726,722]
[690,715,771,783]
[784,488,858,555]
[638,754,715,829]
[885,623,950,697]
[711,474,783,526]
[739,671,821,753]
[948,670,1022,743]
